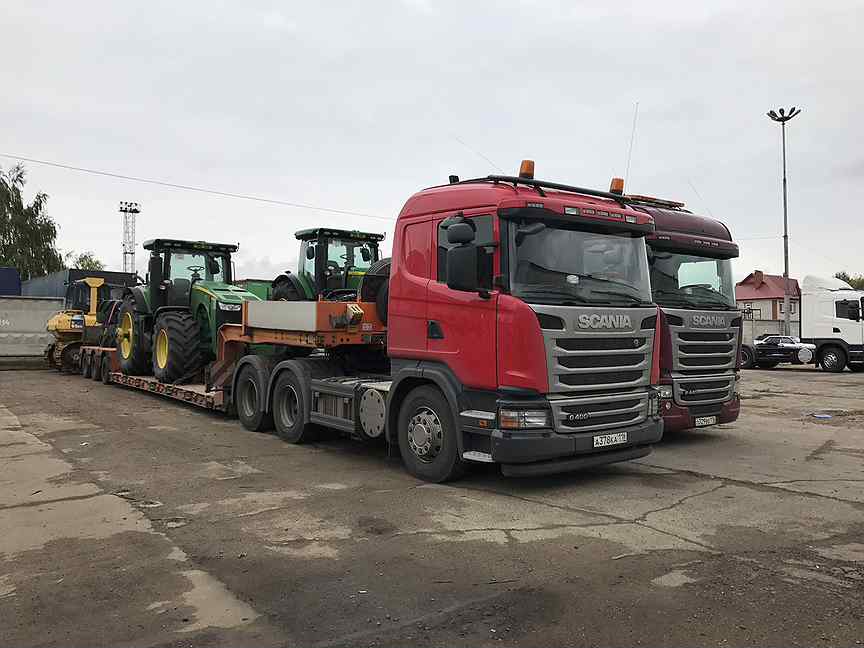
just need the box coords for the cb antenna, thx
[624,101,640,186]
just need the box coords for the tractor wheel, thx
[117,299,150,375]
[272,278,304,301]
[152,311,202,383]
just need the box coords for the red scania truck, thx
[102,162,664,481]
[625,193,741,432]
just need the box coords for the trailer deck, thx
[109,372,226,410]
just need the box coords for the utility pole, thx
[767,107,801,336]
[119,202,140,274]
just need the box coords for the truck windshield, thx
[648,251,736,309]
[510,223,652,306]
[169,251,229,283]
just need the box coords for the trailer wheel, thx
[820,346,847,373]
[397,385,465,483]
[81,353,92,378]
[740,345,755,369]
[91,354,102,381]
[272,371,315,443]
[101,356,112,384]
[236,365,273,432]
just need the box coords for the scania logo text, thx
[576,314,632,329]
[691,314,726,328]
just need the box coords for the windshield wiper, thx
[588,289,651,305]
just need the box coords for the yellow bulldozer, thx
[45,277,124,371]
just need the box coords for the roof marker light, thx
[564,206,580,215]
[610,177,624,195]
[519,159,535,179]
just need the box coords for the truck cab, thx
[800,275,864,372]
[385,164,663,477]
[635,197,741,432]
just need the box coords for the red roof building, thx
[735,270,800,321]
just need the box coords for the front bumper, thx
[490,417,663,477]
[660,395,740,433]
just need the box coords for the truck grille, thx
[532,305,657,395]
[662,307,740,407]
[531,304,658,433]
[550,391,648,433]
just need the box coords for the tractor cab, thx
[272,228,386,301]
[143,239,235,310]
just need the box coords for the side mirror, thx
[446,244,479,293]
[306,246,316,260]
[360,247,371,262]
[447,223,475,245]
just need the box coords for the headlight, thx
[657,385,673,400]
[217,302,242,311]
[648,392,660,417]
[498,409,551,430]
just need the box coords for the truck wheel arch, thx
[385,363,464,453]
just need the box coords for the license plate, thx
[694,416,717,427]
[593,432,627,448]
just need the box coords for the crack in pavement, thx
[634,461,864,509]
[0,492,102,511]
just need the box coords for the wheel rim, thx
[119,312,134,359]
[155,329,169,369]
[823,351,840,369]
[407,406,443,463]
[278,384,299,427]
[241,378,259,419]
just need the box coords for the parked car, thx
[741,335,816,369]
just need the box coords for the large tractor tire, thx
[272,274,305,301]
[117,298,150,375]
[152,311,203,383]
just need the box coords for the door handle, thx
[427,320,445,340]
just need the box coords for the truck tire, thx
[91,354,103,381]
[740,345,755,369]
[272,370,316,443]
[397,385,465,483]
[756,361,778,369]
[820,346,847,373]
[101,356,112,384]
[117,298,150,375]
[235,364,273,432]
[81,352,92,378]
[152,311,202,383]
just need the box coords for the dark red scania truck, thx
[625,193,741,432]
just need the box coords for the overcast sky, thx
[3,0,863,283]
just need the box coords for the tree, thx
[64,250,105,271]
[0,164,64,279]
[834,271,864,290]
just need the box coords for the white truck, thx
[799,275,864,372]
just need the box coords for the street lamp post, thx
[767,107,801,336]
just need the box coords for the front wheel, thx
[397,386,465,483]
[152,311,202,383]
[820,347,847,373]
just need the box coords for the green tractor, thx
[116,239,259,382]
[271,228,387,302]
